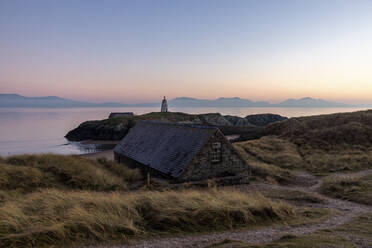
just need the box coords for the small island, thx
[65,111,287,142]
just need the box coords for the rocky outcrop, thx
[65,112,287,141]
[65,119,135,141]
[244,114,287,127]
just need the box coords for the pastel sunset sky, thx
[1,0,372,103]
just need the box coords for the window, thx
[211,142,222,162]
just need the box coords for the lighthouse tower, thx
[161,96,168,112]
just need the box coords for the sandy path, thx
[89,169,372,248]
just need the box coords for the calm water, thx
[0,107,368,156]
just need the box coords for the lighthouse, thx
[161,96,168,112]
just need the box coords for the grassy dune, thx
[0,154,142,192]
[254,110,372,175]
[235,135,372,176]
[0,154,297,248]
[0,189,294,248]
[320,174,372,205]
[234,141,294,183]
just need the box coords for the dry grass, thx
[265,110,372,147]
[301,147,372,175]
[96,157,142,183]
[0,189,295,248]
[237,136,303,170]
[252,110,372,175]
[234,142,293,184]
[336,213,372,240]
[0,154,296,248]
[0,154,142,191]
[260,189,325,204]
[234,135,372,176]
[320,174,372,205]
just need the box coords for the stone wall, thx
[179,130,249,181]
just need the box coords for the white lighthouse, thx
[161,96,168,112]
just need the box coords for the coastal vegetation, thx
[0,189,294,248]
[236,136,372,176]
[235,113,372,175]
[320,174,372,205]
[0,154,297,248]
[233,142,293,184]
[0,154,142,192]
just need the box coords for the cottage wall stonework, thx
[178,131,248,181]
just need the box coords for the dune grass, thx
[259,188,325,204]
[320,174,372,205]
[0,154,142,192]
[336,213,372,240]
[0,189,295,248]
[0,154,298,248]
[234,142,293,184]
[234,136,372,176]
[236,136,303,170]
[259,110,372,175]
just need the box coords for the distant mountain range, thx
[0,94,357,108]
[169,97,351,108]
[0,94,155,108]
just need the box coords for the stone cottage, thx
[113,121,249,182]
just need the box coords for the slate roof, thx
[113,121,218,178]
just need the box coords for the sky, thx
[0,0,372,104]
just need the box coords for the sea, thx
[0,107,369,156]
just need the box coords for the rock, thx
[245,114,287,127]
[65,112,287,141]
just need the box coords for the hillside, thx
[65,112,286,141]
[264,109,372,147]
[236,109,372,175]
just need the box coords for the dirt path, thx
[92,169,372,248]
